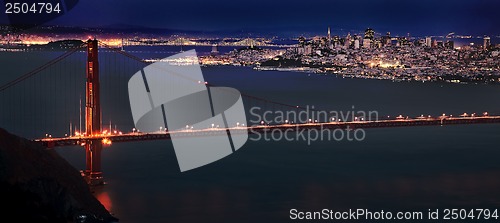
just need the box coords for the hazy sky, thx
[2,0,499,36]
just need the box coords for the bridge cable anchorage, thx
[98,41,325,116]
[0,44,86,93]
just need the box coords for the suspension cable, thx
[0,44,85,92]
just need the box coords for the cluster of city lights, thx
[368,60,401,68]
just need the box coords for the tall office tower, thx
[333,35,340,48]
[425,37,432,47]
[328,26,331,43]
[363,38,371,48]
[363,28,374,49]
[364,28,375,40]
[445,40,454,49]
[354,35,360,49]
[432,39,438,48]
[345,32,351,48]
[484,36,491,50]
[385,32,391,46]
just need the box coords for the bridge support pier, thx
[84,141,103,185]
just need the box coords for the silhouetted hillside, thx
[0,128,117,223]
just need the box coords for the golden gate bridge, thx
[1,39,499,185]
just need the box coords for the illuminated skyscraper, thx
[445,40,454,49]
[425,37,432,47]
[364,28,375,40]
[432,39,437,48]
[354,35,361,49]
[333,35,340,48]
[327,26,331,42]
[384,32,391,46]
[484,36,491,50]
[345,33,351,48]
[363,28,374,49]
[363,38,371,48]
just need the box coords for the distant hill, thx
[46,39,85,48]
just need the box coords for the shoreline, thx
[249,65,500,85]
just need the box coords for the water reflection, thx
[299,171,500,211]
[94,189,113,213]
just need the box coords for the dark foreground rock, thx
[0,128,118,223]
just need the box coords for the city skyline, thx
[1,0,500,36]
[2,1,500,222]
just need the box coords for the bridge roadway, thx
[35,115,500,148]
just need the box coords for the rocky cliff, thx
[0,128,117,222]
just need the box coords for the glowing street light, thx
[102,138,112,145]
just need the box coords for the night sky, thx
[2,0,499,36]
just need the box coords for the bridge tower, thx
[84,39,103,185]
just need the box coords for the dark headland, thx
[0,128,117,223]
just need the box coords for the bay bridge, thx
[0,39,499,185]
